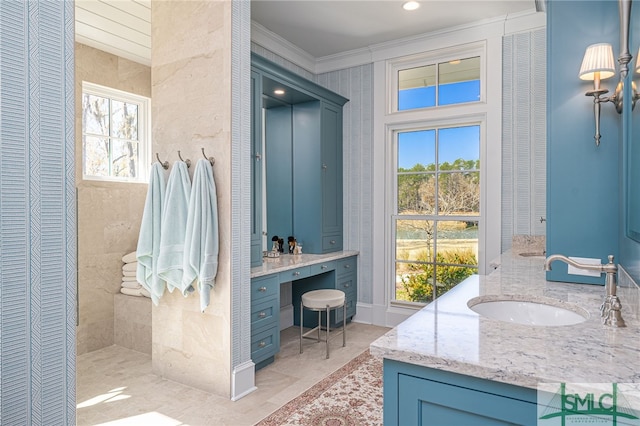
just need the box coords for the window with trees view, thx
[394,126,480,304]
[82,82,150,182]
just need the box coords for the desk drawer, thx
[335,296,356,324]
[322,235,343,252]
[251,297,279,331]
[279,266,310,282]
[337,256,357,276]
[251,274,278,303]
[336,276,356,293]
[310,261,335,275]
[251,326,280,364]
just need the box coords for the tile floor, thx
[77,323,390,426]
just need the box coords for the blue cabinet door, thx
[321,102,342,239]
[384,359,538,426]
[292,101,344,254]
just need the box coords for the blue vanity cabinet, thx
[250,70,264,267]
[384,359,539,425]
[251,53,348,257]
[250,274,280,370]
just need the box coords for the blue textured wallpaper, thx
[0,1,76,424]
[546,0,620,284]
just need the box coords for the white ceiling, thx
[74,0,537,66]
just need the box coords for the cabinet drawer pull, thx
[330,240,336,245]
[321,265,328,269]
[258,286,267,292]
[344,264,350,269]
[258,341,266,348]
[344,283,350,288]
[322,164,328,170]
[255,152,262,161]
[293,271,300,276]
[258,312,266,318]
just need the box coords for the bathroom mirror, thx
[261,76,315,249]
[627,2,640,242]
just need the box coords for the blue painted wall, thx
[0,1,76,423]
[619,1,640,284]
[546,0,620,284]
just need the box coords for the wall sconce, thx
[578,0,639,146]
[579,43,617,146]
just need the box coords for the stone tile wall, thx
[75,43,151,355]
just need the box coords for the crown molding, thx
[250,21,316,73]
[251,9,545,75]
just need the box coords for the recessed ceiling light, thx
[402,1,420,11]
[274,89,285,95]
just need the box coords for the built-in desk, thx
[250,251,358,370]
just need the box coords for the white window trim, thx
[81,81,151,183]
[371,36,502,327]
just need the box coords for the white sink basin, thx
[467,296,590,326]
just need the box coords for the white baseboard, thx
[231,361,257,401]
[353,302,414,327]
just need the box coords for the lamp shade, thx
[579,43,616,81]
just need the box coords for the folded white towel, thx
[136,162,167,305]
[123,270,136,278]
[121,281,141,290]
[122,275,138,282]
[120,287,144,297]
[183,159,219,312]
[122,262,138,272]
[122,251,137,264]
[140,287,151,298]
[157,161,191,294]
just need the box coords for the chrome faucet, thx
[544,254,626,327]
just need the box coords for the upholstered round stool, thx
[300,289,346,359]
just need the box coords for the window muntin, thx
[394,125,480,305]
[397,56,481,111]
[81,82,150,182]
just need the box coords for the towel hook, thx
[155,153,169,170]
[177,150,191,168]
[201,147,215,165]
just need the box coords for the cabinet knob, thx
[293,271,300,276]
[258,341,266,348]
[258,312,266,318]
[330,240,336,245]
[344,264,350,269]
[321,265,328,269]
[258,286,267,292]
[322,164,327,170]
[344,283,350,288]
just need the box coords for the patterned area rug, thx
[255,350,383,426]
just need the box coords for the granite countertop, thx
[370,251,640,389]
[250,250,359,278]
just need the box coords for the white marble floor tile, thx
[77,323,390,426]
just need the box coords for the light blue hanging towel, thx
[182,158,219,312]
[136,162,167,306]
[157,161,191,293]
